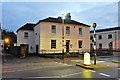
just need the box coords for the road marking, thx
[89,70,96,72]
[61,72,83,77]
[25,76,60,78]
[3,70,15,73]
[99,73,111,77]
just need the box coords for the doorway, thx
[36,45,39,54]
[66,40,70,53]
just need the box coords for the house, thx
[0,25,4,53]
[90,27,120,50]
[17,23,36,53]
[17,14,91,54]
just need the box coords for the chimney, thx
[65,13,71,20]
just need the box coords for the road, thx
[1,54,120,79]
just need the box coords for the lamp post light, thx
[93,23,97,65]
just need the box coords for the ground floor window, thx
[51,40,56,49]
[78,40,82,48]
[99,43,102,49]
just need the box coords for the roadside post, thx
[84,52,91,65]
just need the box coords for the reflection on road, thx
[82,69,93,78]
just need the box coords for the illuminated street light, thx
[93,23,97,65]
[4,38,10,44]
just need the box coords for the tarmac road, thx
[1,54,120,79]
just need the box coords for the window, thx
[90,44,93,49]
[78,41,82,48]
[51,40,56,49]
[108,34,112,39]
[66,26,70,35]
[51,25,56,33]
[99,43,102,49]
[24,32,28,38]
[79,28,82,35]
[98,35,102,39]
[90,36,93,40]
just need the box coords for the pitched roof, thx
[36,17,91,27]
[90,27,120,33]
[17,23,36,32]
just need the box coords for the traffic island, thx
[76,63,110,70]
[112,60,120,64]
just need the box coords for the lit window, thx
[51,40,56,49]
[51,25,56,33]
[78,40,82,48]
[79,28,82,35]
[24,32,28,38]
[66,26,70,35]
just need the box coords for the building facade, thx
[17,14,90,54]
[90,27,120,50]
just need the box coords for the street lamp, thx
[93,23,97,65]
[4,38,10,44]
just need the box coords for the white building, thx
[0,25,4,53]
[90,27,120,50]
[17,14,91,54]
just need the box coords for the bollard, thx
[84,52,91,65]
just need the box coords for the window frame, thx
[51,25,56,33]
[66,26,70,35]
[108,34,112,39]
[24,32,28,38]
[78,40,82,48]
[51,40,56,49]
[79,28,82,35]
[98,35,102,40]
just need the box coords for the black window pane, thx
[51,40,56,49]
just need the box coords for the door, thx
[66,40,70,53]
[109,42,113,49]
[36,45,39,54]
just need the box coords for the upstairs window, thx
[51,25,56,33]
[108,34,112,39]
[66,26,70,35]
[79,28,82,35]
[24,32,28,38]
[51,40,56,49]
[98,35,102,40]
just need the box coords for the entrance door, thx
[36,45,39,54]
[66,40,70,53]
[109,42,113,49]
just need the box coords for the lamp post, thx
[62,14,64,60]
[93,23,97,65]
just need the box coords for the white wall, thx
[90,29,120,49]
[36,22,90,54]
[17,30,34,53]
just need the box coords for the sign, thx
[84,52,91,65]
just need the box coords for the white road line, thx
[99,73,111,77]
[25,76,60,78]
[89,70,96,72]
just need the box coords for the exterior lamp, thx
[92,23,97,65]
[4,38,10,44]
